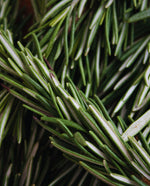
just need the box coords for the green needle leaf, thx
[126,36,150,68]
[0,32,25,71]
[89,4,105,30]
[32,33,43,62]
[89,105,132,161]
[45,19,64,58]
[78,0,87,18]
[110,173,136,185]
[56,96,71,120]
[0,97,14,147]
[114,22,128,56]
[105,0,114,8]
[128,8,150,23]
[51,137,103,165]
[49,6,70,27]
[80,161,120,186]
[74,132,86,146]
[41,0,71,24]
[129,136,150,167]
[122,110,150,142]
[41,116,86,132]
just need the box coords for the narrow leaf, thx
[128,8,150,23]
[122,110,150,142]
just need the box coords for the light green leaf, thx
[129,136,150,167]
[122,110,150,142]
[0,98,14,147]
[0,32,25,70]
[89,105,132,161]
[110,173,136,185]
[41,0,71,24]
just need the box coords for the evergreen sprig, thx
[0,0,150,185]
